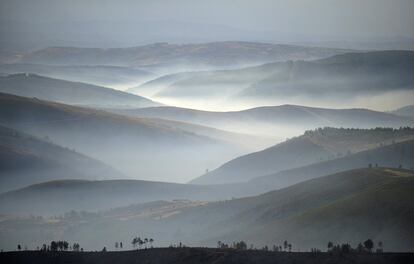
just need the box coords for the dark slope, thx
[0,73,160,108]
[0,93,243,182]
[191,127,414,184]
[17,41,348,67]
[0,125,123,192]
[1,250,413,264]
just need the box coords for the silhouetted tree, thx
[364,239,374,252]
[17,244,21,251]
[50,241,58,251]
[288,243,292,252]
[356,243,364,253]
[377,241,383,253]
[102,247,107,252]
[283,240,288,251]
[115,242,118,250]
[120,242,123,249]
[327,241,333,252]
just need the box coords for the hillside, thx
[0,63,154,88]
[0,125,123,192]
[1,168,413,252]
[251,139,414,190]
[190,127,414,184]
[113,105,414,138]
[0,74,160,108]
[16,41,348,68]
[129,50,414,109]
[0,93,244,182]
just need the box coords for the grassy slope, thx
[191,128,414,184]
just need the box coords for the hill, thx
[0,74,160,108]
[16,41,348,68]
[0,179,242,215]
[392,105,414,118]
[0,125,123,192]
[1,168,413,252]
[0,63,154,88]
[190,127,414,184]
[129,50,414,109]
[0,93,244,182]
[251,139,414,190]
[113,105,414,138]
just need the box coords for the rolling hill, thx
[0,93,245,182]
[0,125,123,192]
[250,138,414,191]
[2,168,412,252]
[16,41,348,68]
[0,73,160,108]
[191,127,414,184]
[129,50,414,109]
[0,179,242,215]
[112,105,414,139]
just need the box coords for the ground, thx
[1,248,413,264]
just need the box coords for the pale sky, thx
[1,0,414,50]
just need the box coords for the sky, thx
[1,0,414,51]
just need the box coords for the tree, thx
[17,244,21,251]
[102,247,107,252]
[327,241,333,252]
[73,243,80,252]
[131,237,138,249]
[120,242,123,249]
[356,243,364,253]
[377,241,383,253]
[364,239,374,252]
[144,238,149,249]
[283,240,288,251]
[288,244,292,252]
[50,241,58,251]
[115,242,118,250]
[149,238,154,248]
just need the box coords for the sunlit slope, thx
[191,127,414,184]
[0,93,243,182]
[0,125,123,192]
[0,73,160,108]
